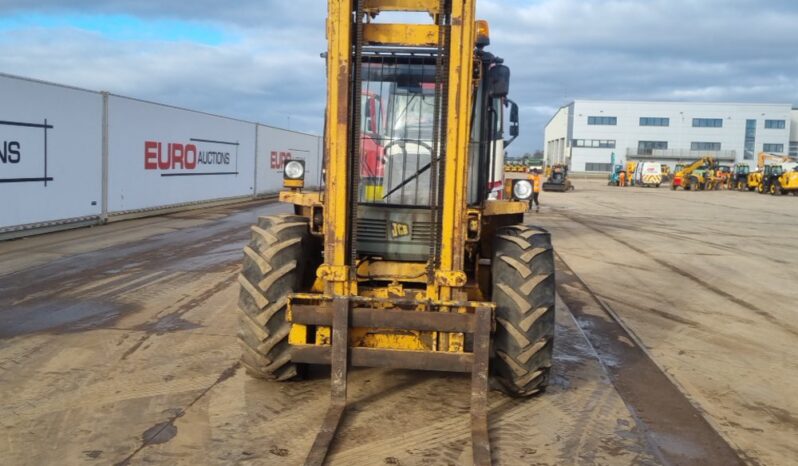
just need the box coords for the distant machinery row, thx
[544,100,797,173]
[606,152,798,195]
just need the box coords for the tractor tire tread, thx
[237,214,316,381]
[491,224,555,397]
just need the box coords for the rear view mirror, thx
[505,99,519,147]
[509,101,519,138]
[489,64,510,97]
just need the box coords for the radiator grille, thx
[411,221,433,242]
[357,218,387,241]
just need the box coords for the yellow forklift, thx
[237,2,554,464]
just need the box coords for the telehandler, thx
[772,166,798,195]
[671,156,716,191]
[754,152,797,194]
[237,2,554,464]
[731,163,750,191]
[758,164,783,194]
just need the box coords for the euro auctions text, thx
[144,140,232,171]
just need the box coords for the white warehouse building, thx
[544,100,797,172]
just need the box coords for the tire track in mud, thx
[113,362,241,466]
[323,300,659,466]
[560,212,798,339]
[613,220,789,265]
[641,190,796,218]
[119,270,238,361]
[555,253,745,466]
[0,199,280,303]
[0,201,281,338]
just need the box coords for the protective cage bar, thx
[299,298,493,465]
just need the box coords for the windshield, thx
[358,61,438,206]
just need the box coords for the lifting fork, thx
[301,298,493,466]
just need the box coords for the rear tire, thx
[237,214,319,380]
[490,225,555,397]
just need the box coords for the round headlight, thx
[284,160,305,179]
[513,180,533,200]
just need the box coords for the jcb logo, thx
[390,222,410,238]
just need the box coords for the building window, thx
[639,117,670,127]
[637,141,668,155]
[573,139,616,148]
[691,142,721,151]
[744,119,756,160]
[764,120,786,129]
[585,162,613,172]
[587,116,617,125]
[790,141,798,157]
[763,143,784,153]
[692,118,723,128]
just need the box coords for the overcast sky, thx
[1,0,796,152]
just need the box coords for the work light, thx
[513,180,533,200]
[284,160,305,180]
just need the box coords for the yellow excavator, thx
[237,2,554,464]
[671,156,717,191]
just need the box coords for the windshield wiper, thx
[382,159,435,199]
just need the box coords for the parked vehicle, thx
[236,5,550,463]
[772,165,798,195]
[633,162,662,187]
[731,163,750,191]
[542,164,574,192]
[671,156,716,191]
[758,165,783,194]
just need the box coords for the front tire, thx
[237,214,319,380]
[490,225,555,397]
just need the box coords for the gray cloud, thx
[479,0,798,151]
[1,0,796,151]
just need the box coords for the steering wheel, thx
[383,139,434,161]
